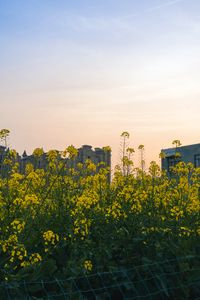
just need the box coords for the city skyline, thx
[1,0,200,168]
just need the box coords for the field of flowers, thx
[0,144,200,298]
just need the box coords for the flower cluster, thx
[43,230,59,246]
[10,220,25,233]
[84,260,93,272]
[0,144,199,283]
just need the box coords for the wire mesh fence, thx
[1,255,200,300]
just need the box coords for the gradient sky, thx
[0,0,200,169]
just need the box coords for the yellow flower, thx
[64,145,78,159]
[33,148,44,157]
[84,260,93,272]
[29,253,42,264]
[170,206,184,220]
[43,230,59,246]
[11,220,25,233]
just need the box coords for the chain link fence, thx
[1,255,200,299]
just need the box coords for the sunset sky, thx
[0,0,200,169]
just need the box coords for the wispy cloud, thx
[119,0,186,22]
[148,0,186,12]
[68,0,187,33]
[38,0,187,35]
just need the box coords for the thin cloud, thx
[120,0,186,21]
[40,0,187,34]
[148,0,185,12]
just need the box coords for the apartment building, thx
[161,143,200,173]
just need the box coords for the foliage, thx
[0,129,10,148]
[0,145,200,298]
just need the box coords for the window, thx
[168,158,176,170]
[194,154,200,168]
[167,156,181,172]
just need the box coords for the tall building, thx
[161,143,200,173]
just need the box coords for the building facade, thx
[66,145,110,166]
[66,145,111,181]
[161,143,200,173]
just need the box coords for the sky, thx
[0,0,200,170]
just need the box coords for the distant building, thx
[20,145,111,181]
[0,146,21,175]
[67,145,110,166]
[19,150,48,173]
[66,145,111,181]
[0,144,111,180]
[0,146,6,171]
[161,143,200,173]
